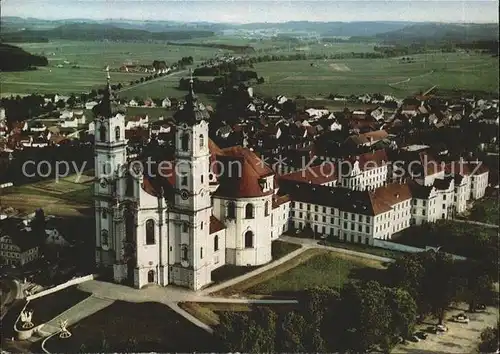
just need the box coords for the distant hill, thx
[0,43,48,71]
[376,22,499,43]
[234,21,415,36]
[0,23,215,42]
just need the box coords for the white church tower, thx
[94,68,128,272]
[168,73,213,290]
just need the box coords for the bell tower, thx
[169,71,213,290]
[94,67,128,269]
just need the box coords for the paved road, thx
[116,69,188,94]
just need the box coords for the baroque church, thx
[93,73,290,290]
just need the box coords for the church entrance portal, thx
[148,270,155,283]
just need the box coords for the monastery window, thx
[146,219,155,245]
[101,230,109,246]
[366,226,370,233]
[265,201,269,216]
[245,204,254,219]
[115,126,121,141]
[323,216,326,222]
[214,235,219,251]
[99,125,106,142]
[181,133,189,151]
[227,202,236,219]
[343,222,347,229]
[322,207,326,213]
[199,134,204,148]
[358,225,362,232]
[102,209,107,219]
[307,204,311,211]
[244,231,254,248]
[299,212,303,218]
[291,211,295,217]
[314,206,318,212]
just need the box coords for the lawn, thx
[44,301,223,353]
[250,52,498,98]
[248,251,386,295]
[213,248,385,297]
[24,286,91,326]
[210,240,301,285]
[1,40,223,96]
[468,198,499,225]
[319,238,405,259]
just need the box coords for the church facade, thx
[93,76,290,290]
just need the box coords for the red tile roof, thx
[272,194,290,209]
[351,149,388,171]
[279,164,336,185]
[209,215,225,234]
[446,161,489,176]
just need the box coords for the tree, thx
[56,99,65,109]
[386,287,417,342]
[67,94,77,108]
[478,323,499,353]
[276,311,307,352]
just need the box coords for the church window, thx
[181,133,189,151]
[244,231,254,248]
[227,202,236,219]
[200,222,204,230]
[99,125,106,142]
[214,235,219,251]
[181,174,188,186]
[181,244,188,261]
[182,222,189,233]
[102,209,107,219]
[101,230,109,246]
[200,247,203,259]
[115,126,121,140]
[145,219,155,245]
[264,201,269,216]
[201,174,204,183]
[245,204,254,219]
[199,134,204,148]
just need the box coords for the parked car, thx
[415,331,428,340]
[454,313,469,323]
[408,335,420,342]
[476,304,487,311]
[436,324,448,332]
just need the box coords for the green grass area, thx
[468,198,499,225]
[271,239,302,259]
[248,251,386,295]
[25,286,91,325]
[250,52,498,98]
[1,40,222,96]
[44,301,223,353]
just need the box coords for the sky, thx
[2,0,499,24]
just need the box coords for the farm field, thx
[250,52,498,98]
[1,172,93,216]
[1,40,223,96]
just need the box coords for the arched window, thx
[126,175,134,196]
[264,201,269,216]
[99,125,106,142]
[245,204,254,219]
[102,209,107,219]
[101,229,109,246]
[214,235,219,251]
[244,231,253,248]
[199,134,204,148]
[181,244,188,261]
[227,201,236,219]
[181,133,189,151]
[145,219,155,245]
[115,126,121,140]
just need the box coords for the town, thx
[1,4,499,354]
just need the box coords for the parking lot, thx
[395,304,499,353]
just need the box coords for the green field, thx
[250,52,498,97]
[0,40,223,96]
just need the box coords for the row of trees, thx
[215,250,497,353]
[179,70,263,95]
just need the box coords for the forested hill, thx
[0,23,215,42]
[376,22,499,43]
[0,43,48,71]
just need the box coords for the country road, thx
[116,69,188,94]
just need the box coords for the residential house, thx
[162,97,172,108]
[126,115,149,130]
